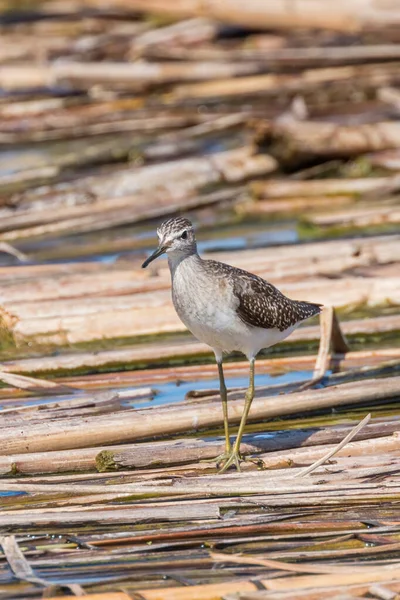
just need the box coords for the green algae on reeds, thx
[96,451,118,473]
[0,310,17,353]
[297,218,400,241]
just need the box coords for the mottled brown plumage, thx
[201,260,321,332]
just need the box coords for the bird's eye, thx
[180,230,188,240]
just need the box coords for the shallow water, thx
[197,227,298,253]
[91,227,298,265]
[0,370,313,412]
[119,369,312,408]
[18,219,298,264]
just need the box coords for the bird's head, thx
[142,216,196,268]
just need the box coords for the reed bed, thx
[0,2,399,599]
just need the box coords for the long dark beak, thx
[142,245,166,268]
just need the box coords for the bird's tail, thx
[295,300,323,322]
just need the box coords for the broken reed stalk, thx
[0,535,84,595]
[298,305,349,390]
[0,503,220,527]
[0,61,266,91]
[272,121,400,159]
[143,43,400,66]
[0,243,28,262]
[131,17,219,54]
[0,113,212,145]
[0,371,74,395]
[210,550,396,574]
[2,473,400,497]
[47,584,132,600]
[253,432,400,470]
[310,205,400,228]
[241,194,356,216]
[89,0,400,32]
[294,413,371,477]
[171,63,400,100]
[113,568,400,600]
[250,176,400,198]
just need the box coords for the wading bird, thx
[142,217,321,472]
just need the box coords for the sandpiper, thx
[142,217,322,473]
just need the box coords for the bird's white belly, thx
[174,285,296,359]
[180,303,246,353]
[188,315,295,359]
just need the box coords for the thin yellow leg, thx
[217,360,231,455]
[233,358,255,453]
[202,359,232,467]
[219,358,255,473]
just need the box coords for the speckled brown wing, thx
[202,259,322,332]
[233,271,322,332]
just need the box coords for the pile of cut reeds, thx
[1,360,400,599]
[0,2,400,599]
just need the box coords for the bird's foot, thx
[201,450,232,468]
[200,448,232,467]
[217,452,265,473]
[202,450,263,473]
[218,449,242,474]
